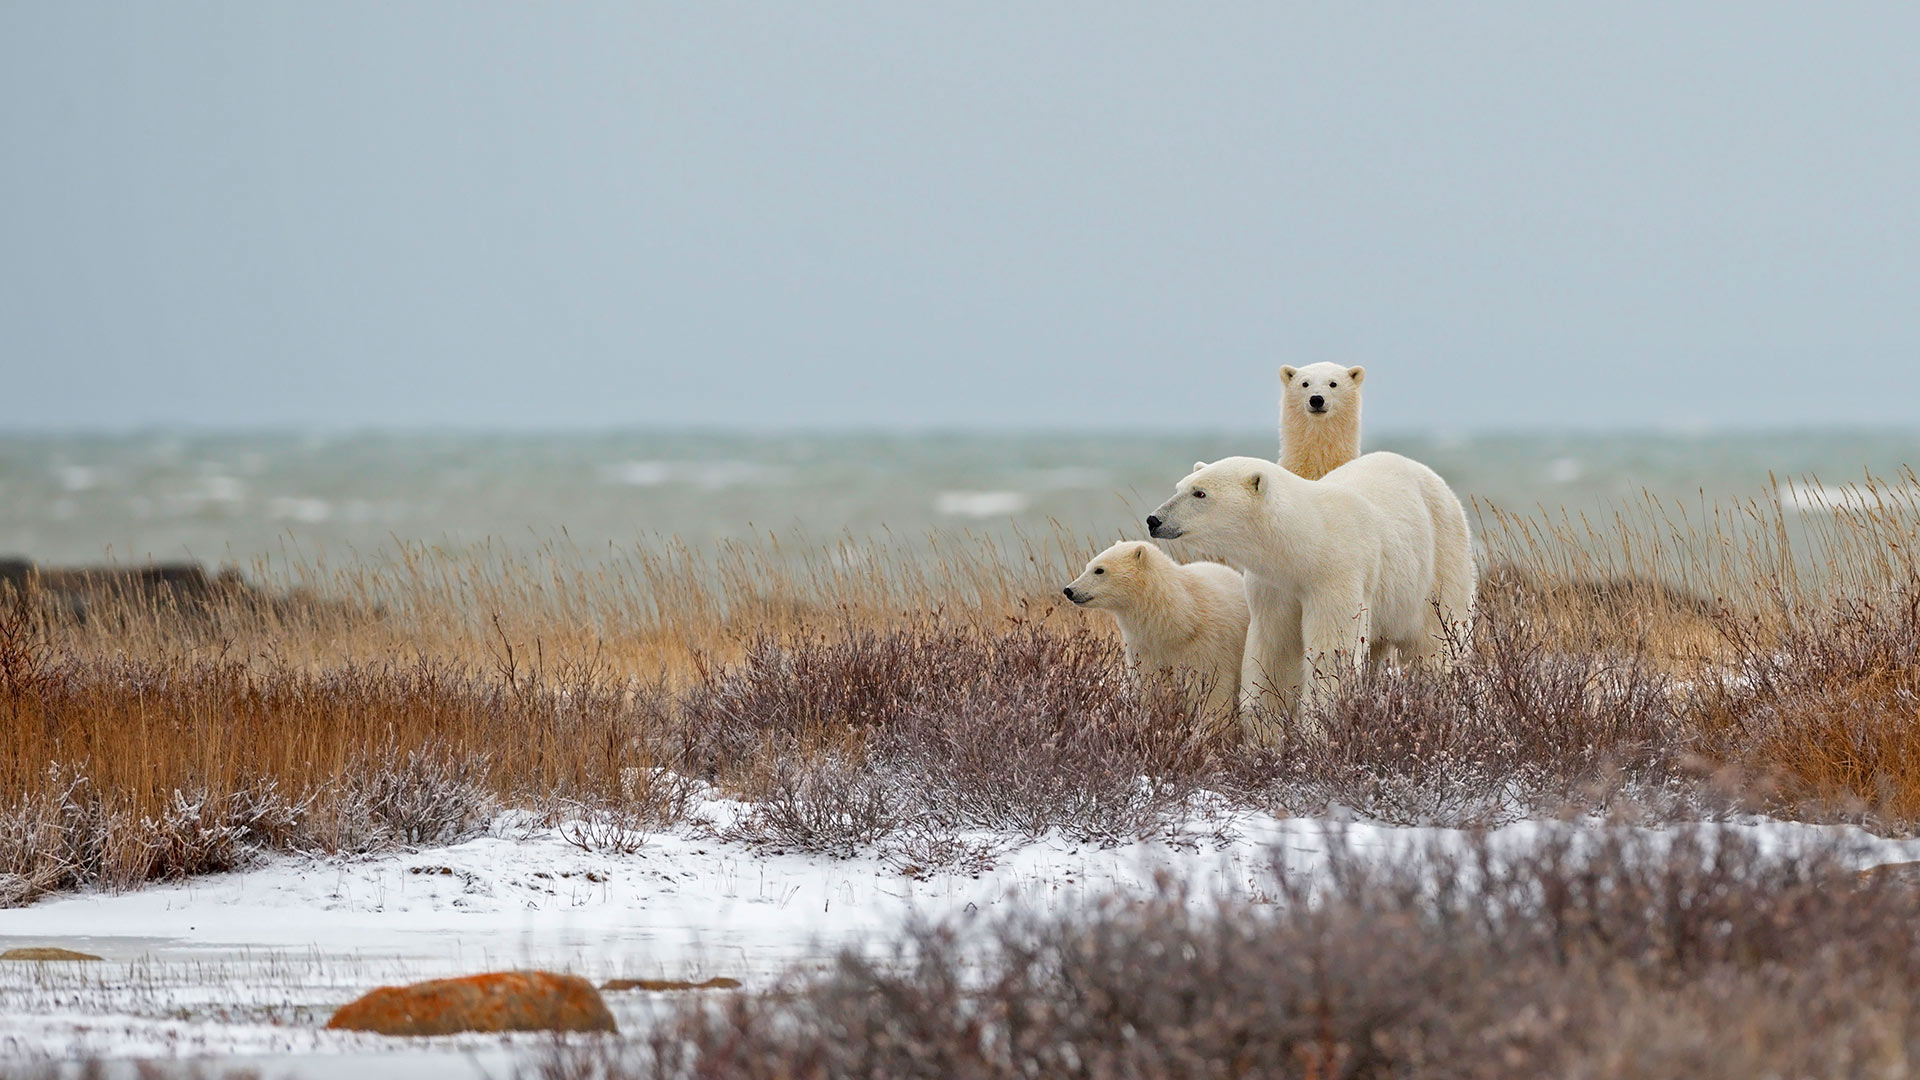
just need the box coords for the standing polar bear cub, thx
[1062,541,1249,723]
[1147,453,1475,732]
[1279,362,1365,480]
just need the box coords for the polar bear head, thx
[1279,362,1364,420]
[1146,457,1278,548]
[1061,540,1167,609]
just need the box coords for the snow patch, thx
[3,809,1917,1071]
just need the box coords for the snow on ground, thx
[4,801,1919,1077]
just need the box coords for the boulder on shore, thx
[326,970,617,1036]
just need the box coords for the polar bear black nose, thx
[1146,515,1162,532]
[1309,394,1326,410]
[1062,587,1075,600]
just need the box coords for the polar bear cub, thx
[1062,540,1249,723]
[1278,362,1365,480]
[1147,453,1475,731]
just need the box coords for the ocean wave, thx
[54,464,100,493]
[1781,481,1920,514]
[602,460,785,490]
[604,461,672,487]
[934,490,1030,518]
[198,475,246,503]
[266,496,333,523]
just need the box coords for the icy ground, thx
[4,802,1919,1078]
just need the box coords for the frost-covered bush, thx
[0,766,305,905]
[540,830,1920,1080]
[335,743,496,851]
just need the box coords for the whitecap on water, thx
[1781,481,1920,514]
[604,461,672,487]
[602,460,783,490]
[935,490,1030,518]
[199,475,246,503]
[266,496,333,523]
[54,464,99,492]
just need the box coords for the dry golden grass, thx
[0,525,1114,900]
[6,471,1920,903]
[28,527,1084,680]
[1470,471,1920,826]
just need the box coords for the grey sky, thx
[3,3,1917,433]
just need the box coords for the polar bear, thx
[1146,453,1474,734]
[1062,540,1249,724]
[1278,363,1364,480]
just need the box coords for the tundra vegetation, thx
[525,829,1920,1080]
[3,475,1920,908]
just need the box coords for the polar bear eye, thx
[1329,381,1338,388]
[1093,567,1105,574]
[1192,490,1207,499]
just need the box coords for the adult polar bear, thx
[1147,453,1475,731]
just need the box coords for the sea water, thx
[1,428,1917,570]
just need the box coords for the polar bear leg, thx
[1303,585,1369,676]
[1239,590,1302,744]
[1300,585,1369,725]
[1197,658,1242,733]
[1366,636,1393,673]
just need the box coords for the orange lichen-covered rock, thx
[326,970,617,1036]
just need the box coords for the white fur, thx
[1278,362,1364,480]
[1147,453,1475,736]
[1062,540,1249,723]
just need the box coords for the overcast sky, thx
[3,3,1917,433]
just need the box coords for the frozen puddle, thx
[5,811,1918,1076]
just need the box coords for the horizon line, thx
[4,421,1920,440]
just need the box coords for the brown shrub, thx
[711,617,1220,851]
[1232,595,1693,825]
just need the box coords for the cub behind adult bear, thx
[1278,362,1364,480]
[1062,540,1249,724]
[1147,453,1474,736]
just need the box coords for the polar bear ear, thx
[1279,366,1298,382]
[1347,366,1365,385]
[1133,546,1146,560]
[1193,461,1208,473]
[1248,472,1262,493]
